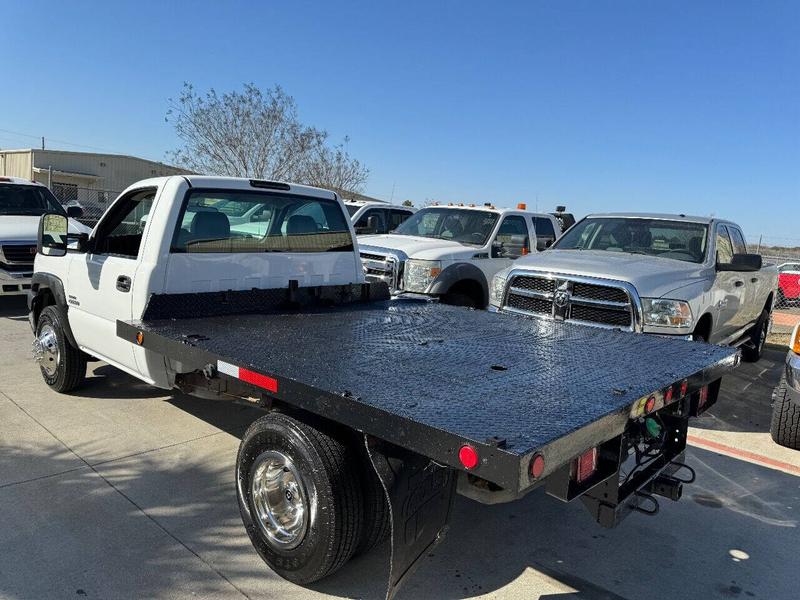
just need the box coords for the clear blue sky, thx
[1,1,797,242]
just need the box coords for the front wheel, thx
[236,413,364,584]
[741,309,770,363]
[34,305,86,392]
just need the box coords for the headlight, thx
[403,260,442,293]
[641,298,693,329]
[490,274,508,306]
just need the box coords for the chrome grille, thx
[1,244,36,265]
[503,273,638,331]
[359,252,400,292]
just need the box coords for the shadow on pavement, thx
[693,347,786,434]
[0,296,28,319]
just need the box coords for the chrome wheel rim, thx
[36,325,60,376]
[250,451,309,549]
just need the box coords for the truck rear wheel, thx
[356,449,391,555]
[771,377,800,449]
[34,305,86,393]
[741,309,769,363]
[236,413,364,584]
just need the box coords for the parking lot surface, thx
[1,296,798,600]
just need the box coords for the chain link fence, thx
[749,236,800,313]
[50,184,119,227]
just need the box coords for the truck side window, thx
[532,216,556,250]
[715,226,734,265]
[495,216,529,258]
[92,188,156,258]
[354,208,386,234]
[388,209,412,231]
[728,227,747,255]
[171,189,353,253]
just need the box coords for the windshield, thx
[553,217,709,263]
[393,207,498,245]
[0,184,66,217]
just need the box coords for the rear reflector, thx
[680,379,689,397]
[530,453,545,479]
[698,385,709,410]
[645,395,656,414]
[217,360,279,393]
[664,385,674,404]
[458,445,479,470]
[574,447,598,484]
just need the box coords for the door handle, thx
[116,275,131,292]
[734,280,744,288]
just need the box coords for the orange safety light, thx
[517,203,527,210]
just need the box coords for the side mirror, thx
[717,253,762,272]
[38,213,69,257]
[491,241,505,258]
[356,214,380,235]
[66,205,83,219]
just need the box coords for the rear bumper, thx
[0,268,33,296]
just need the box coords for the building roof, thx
[0,148,190,173]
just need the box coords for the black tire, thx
[770,377,800,450]
[236,413,364,584]
[741,309,770,363]
[355,449,391,555]
[441,292,479,309]
[36,305,86,392]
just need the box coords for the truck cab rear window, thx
[171,190,354,254]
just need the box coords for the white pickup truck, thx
[0,176,90,296]
[491,213,778,362]
[359,203,562,308]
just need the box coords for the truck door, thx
[532,216,557,250]
[727,225,761,324]
[67,188,156,376]
[712,224,747,341]
[483,215,530,282]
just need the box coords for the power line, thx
[0,127,121,153]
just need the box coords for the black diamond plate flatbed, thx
[118,298,737,491]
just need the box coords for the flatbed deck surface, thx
[126,300,735,458]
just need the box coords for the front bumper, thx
[0,268,33,296]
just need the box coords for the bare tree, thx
[166,83,368,193]
[301,137,369,195]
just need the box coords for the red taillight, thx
[680,379,689,397]
[645,395,656,414]
[575,447,598,484]
[698,385,709,410]
[458,445,479,470]
[664,386,674,404]
[530,453,545,479]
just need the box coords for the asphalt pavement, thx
[1,295,798,600]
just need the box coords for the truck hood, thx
[0,215,91,241]
[358,234,478,261]
[510,249,713,298]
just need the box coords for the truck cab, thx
[29,176,363,388]
[358,203,561,308]
[342,199,415,235]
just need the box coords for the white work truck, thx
[0,176,90,296]
[358,203,562,308]
[27,179,740,598]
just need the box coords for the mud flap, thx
[365,435,457,600]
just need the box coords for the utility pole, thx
[390,182,396,203]
[41,136,45,150]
